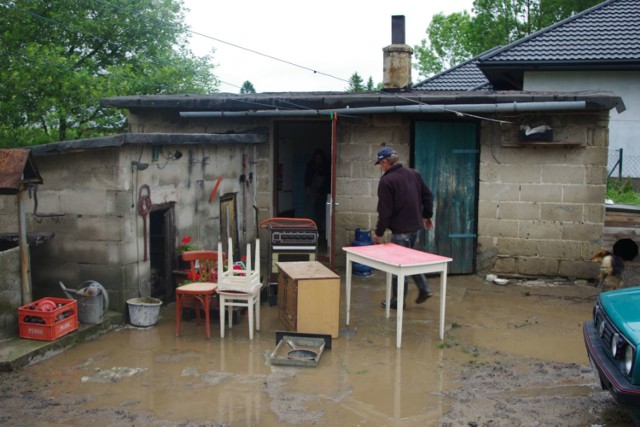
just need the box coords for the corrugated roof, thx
[484,0,640,63]
[0,149,43,195]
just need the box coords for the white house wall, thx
[523,71,640,176]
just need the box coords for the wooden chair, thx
[175,250,224,340]
[217,238,261,340]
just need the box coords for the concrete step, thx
[0,311,123,372]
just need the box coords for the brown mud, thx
[0,274,635,426]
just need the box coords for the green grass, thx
[607,179,640,205]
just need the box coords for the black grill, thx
[260,218,318,305]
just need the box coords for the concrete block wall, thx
[4,136,260,311]
[333,115,412,266]
[0,247,21,339]
[477,111,609,279]
[2,106,612,314]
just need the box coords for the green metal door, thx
[414,121,478,274]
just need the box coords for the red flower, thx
[177,236,196,253]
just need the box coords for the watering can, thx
[59,280,109,324]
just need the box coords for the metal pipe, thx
[179,101,587,118]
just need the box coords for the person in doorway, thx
[372,146,434,309]
[305,148,330,237]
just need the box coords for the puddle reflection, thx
[13,274,603,425]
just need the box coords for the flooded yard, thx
[0,273,634,426]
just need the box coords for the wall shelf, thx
[502,141,584,148]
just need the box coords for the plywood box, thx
[277,261,340,338]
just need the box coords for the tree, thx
[240,81,256,94]
[366,77,377,92]
[346,72,366,92]
[414,0,602,78]
[0,0,218,147]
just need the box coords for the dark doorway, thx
[274,120,332,256]
[149,203,175,301]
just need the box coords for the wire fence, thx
[609,149,640,180]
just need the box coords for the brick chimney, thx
[382,16,413,91]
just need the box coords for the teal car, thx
[583,287,640,409]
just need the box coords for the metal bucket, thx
[127,297,162,327]
[59,281,109,324]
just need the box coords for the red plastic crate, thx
[18,297,78,341]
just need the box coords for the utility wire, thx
[187,29,351,85]
[3,0,509,123]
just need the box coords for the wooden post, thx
[18,188,32,305]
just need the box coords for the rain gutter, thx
[179,101,587,118]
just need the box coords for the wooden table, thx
[343,243,452,348]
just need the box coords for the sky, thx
[182,0,476,93]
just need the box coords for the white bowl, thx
[494,278,509,286]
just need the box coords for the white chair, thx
[217,238,261,339]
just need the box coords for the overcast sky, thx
[183,0,475,93]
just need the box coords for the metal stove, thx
[261,218,318,305]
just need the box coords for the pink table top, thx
[343,243,452,267]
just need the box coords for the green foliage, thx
[0,0,219,147]
[607,179,640,205]
[413,0,602,79]
[366,77,376,92]
[346,72,365,92]
[240,81,256,94]
[347,72,379,93]
[414,11,476,77]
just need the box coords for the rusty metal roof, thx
[0,149,43,195]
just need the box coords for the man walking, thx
[372,146,434,309]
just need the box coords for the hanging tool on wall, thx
[241,153,249,244]
[209,176,223,203]
[137,184,152,261]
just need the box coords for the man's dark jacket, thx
[375,163,433,237]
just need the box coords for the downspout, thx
[179,101,588,118]
[329,112,338,270]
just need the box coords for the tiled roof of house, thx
[484,0,640,63]
[414,0,640,91]
[413,51,496,91]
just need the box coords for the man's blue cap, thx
[374,146,395,165]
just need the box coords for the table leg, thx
[439,264,448,340]
[396,272,405,349]
[346,256,352,325]
[385,272,392,318]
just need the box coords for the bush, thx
[607,179,640,204]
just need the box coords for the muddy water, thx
[3,274,630,426]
